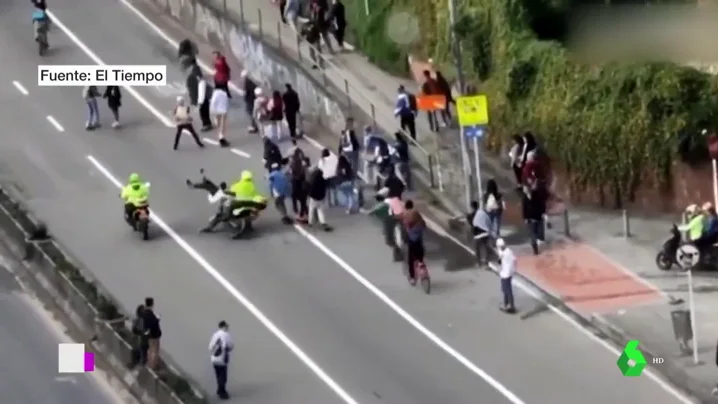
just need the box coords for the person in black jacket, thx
[301,20,322,69]
[335,148,357,213]
[393,131,411,190]
[239,70,258,133]
[130,304,148,367]
[282,84,301,143]
[142,297,162,369]
[521,183,548,255]
[328,0,346,49]
[177,38,197,71]
[103,86,122,128]
[289,148,309,222]
[382,166,405,199]
[262,136,284,171]
[307,167,332,231]
[186,63,213,131]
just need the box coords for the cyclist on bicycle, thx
[401,199,425,283]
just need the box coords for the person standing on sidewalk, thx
[328,0,346,50]
[172,96,205,150]
[482,179,504,237]
[83,85,101,130]
[421,69,441,132]
[394,85,417,141]
[303,12,323,69]
[335,148,357,214]
[238,70,259,133]
[210,87,231,147]
[212,51,231,98]
[102,86,121,129]
[522,182,548,255]
[186,63,213,132]
[282,84,301,144]
[208,320,233,400]
[130,304,148,367]
[471,200,492,268]
[142,297,162,369]
[310,0,335,54]
[496,238,517,314]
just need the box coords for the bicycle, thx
[403,256,431,294]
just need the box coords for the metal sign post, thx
[456,95,489,209]
[676,243,700,365]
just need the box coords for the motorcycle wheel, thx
[655,251,673,271]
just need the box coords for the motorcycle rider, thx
[679,204,705,242]
[120,173,150,227]
[228,171,264,238]
[694,202,718,254]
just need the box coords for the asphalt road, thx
[0,261,125,404]
[0,0,696,403]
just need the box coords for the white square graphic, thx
[58,343,85,374]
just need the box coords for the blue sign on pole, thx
[463,125,485,139]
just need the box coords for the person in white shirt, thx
[318,148,339,206]
[172,96,205,150]
[496,238,517,313]
[209,88,230,147]
[208,321,233,400]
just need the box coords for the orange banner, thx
[416,95,447,111]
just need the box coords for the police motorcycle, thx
[185,169,268,238]
[656,224,718,271]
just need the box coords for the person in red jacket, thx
[213,51,231,99]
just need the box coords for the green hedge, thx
[349,0,718,201]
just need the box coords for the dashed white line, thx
[85,155,359,404]
[12,80,29,95]
[202,137,219,145]
[46,116,64,132]
[201,137,251,157]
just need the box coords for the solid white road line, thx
[114,2,527,402]
[46,116,65,132]
[85,155,359,404]
[120,4,697,402]
[12,80,29,95]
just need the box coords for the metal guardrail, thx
[226,0,444,191]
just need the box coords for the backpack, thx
[407,93,418,112]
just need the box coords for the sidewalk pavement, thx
[157,0,718,400]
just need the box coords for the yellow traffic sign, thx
[456,95,489,127]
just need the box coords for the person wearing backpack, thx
[394,85,417,141]
[482,179,505,237]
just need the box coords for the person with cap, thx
[209,86,231,147]
[679,203,705,242]
[496,238,517,313]
[172,96,205,150]
[238,70,258,133]
[208,320,233,400]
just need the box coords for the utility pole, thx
[448,0,472,209]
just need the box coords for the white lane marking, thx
[201,137,251,158]
[46,116,65,132]
[85,155,359,404]
[12,80,29,95]
[111,3,527,401]
[230,148,251,158]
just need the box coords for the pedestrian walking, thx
[102,86,121,128]
[210,87,231,147]
[186,63,213,131]
[130,304,148,367]
[83,85,101,130]
[282,84,301,143]
[267,90,284,142]
[329,0,346,49]
[508,134,525,186]
[336,148,357,213]
[213,51,231,98]
[289,148,309,222]
[471,200,492,268]
[238,70,259,133]
[318,148,338,206]
[496,238,517,313]
[172,96,205,150]
[435,70,454,125]
[208,320,233,400]
[307,166,333,231]
[482,179,504,237]
[394,85,417,140]
[302,18,322,69]
[310,0,334,53]
[521,182,548,255]
[421,69,441,132]
[141,297,162,369]
[392,131,411,190]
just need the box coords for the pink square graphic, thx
[84,352,95,372]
